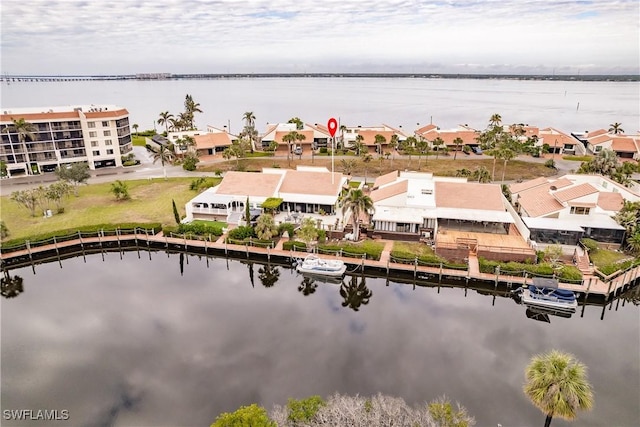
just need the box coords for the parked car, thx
[472,146,483,155]
[293,146,303,155]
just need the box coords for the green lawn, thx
[132,135,147,147]
[1,178,202,241]
[348,181,361,188]
[562,155,592,162]
[191,219,227,228]
[589,248,631,268]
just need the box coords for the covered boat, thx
[518,278,577,313]
[295,254,347,278]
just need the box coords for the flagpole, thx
[331,136,335,184]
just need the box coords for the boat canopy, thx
[531,277,559,289]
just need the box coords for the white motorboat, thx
[295,254,347,278]
[516,278,577,313]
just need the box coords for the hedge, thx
[479,258,582,281]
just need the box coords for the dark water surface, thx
[1,252,639,427]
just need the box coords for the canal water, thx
[1,251,638,426]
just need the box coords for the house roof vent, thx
[550,185,557,191]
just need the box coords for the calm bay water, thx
[1,252,639,427]
[1,78,639,133]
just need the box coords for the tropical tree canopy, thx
[338,188,374,241]
[523,350,593,427]
[608,122,624,134]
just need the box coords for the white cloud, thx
[1,0,638,74]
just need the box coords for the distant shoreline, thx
[2,73,638,82]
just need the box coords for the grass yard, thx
[392,241,436,257]
[132,135,147,147]
[1,178,198,241]
[589,248,631,268]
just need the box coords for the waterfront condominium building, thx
[0,105,132,176]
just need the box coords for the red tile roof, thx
[553,183,598,202]
[371,180,408,202]
[597,192,624,211]
[195,133,232,149]
[518,185,564,217]
[435,182,504,211]
[373,171,399,189]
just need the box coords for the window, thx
[89,131,97,138]
[90,141,98,147]
[102,121,109,127]
[105,139,112,146]
[595,146,602,152]
[88,122,96,128]
[106,149,114,155]
[92,150,100,156]
[570,206,590,215]
[103,130,111,136]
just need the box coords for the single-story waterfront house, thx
[185,166,347,224]
[370,171,534,262]
[510,174,639,246]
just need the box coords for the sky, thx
[1,0,639,75]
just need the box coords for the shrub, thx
[580,238,599,252]
[227,225,255,241]
[177,222,224,236]
[544,159,556,169]
[319,147,328,154]
[190,176,219,191]
[0,221,9,239]
[212,404,275,427]
[278,223,295,238]
[286,395,326,424]
[283,240,308,251]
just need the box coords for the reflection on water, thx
[340,275,373,312]
[1,251,639,427]
[1,271,24,299]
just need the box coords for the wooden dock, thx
[2,231,639,303]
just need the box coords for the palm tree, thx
[489,113,502,127]
[414,137,428,169]
[255,213,277,240]
[609,122,624,134]
[353,134,365,156]
[184,94,202,129]
[361,153,373,184]
[338,188,374,241]
[258,264,280,288]
[452,137,463,160]
[626,231,640,255]
[374,134,386,156]
[472,166,491,183]
[403,136,417,167]
[243,111,256,128]
[339,124,347,150]
[340,275,373,311]
[132,123,139,136]
[157,111,173,133]
[341,158,356,175]
[282,131,302,166]
[524,350,593,427]
[2,118,37,174]
[389,134,399,167]
[152,144,174,179]
[432,137,445,160]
